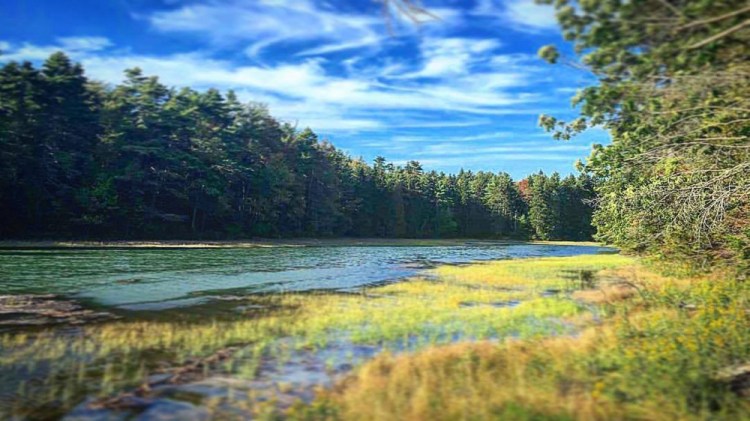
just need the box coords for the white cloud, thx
[0,0,606,176]
[0,43,62,62]
[147,0,384,57]
[474,0,558,33]
[0,38,577,138]
[0,0,577,145]
[393,119,491,129]
[295,36,381,57]
[0,37,114,63]
[0,45,531,130]
[416,142,590,156]
[57,37,112,52]
[412,153,576,168]
[398,37,502,79]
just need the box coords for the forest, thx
[0,53,595,241]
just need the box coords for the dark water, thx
[0,242,612,310]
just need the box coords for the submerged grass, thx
[0,254,620,418]
[295,261,750,421]
[4,253,746,420]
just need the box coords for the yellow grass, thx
[6,252,746,420]
[293,260,750,421]
[1,253,622,418]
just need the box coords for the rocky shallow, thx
[0,294,116,328]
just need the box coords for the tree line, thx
[0,52,595,241]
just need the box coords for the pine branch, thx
[678,4,750,30]
[688,18,750,49]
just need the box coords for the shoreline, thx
[0,238,604,249]
[2,252,744,420]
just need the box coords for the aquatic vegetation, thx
[0,253,628,419]
[432,254,632,291]
[14,253,742,420]
[300,263,750,421]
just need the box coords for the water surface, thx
[0,242,611,310]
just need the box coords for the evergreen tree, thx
[0,52,598,242]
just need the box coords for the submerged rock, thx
[458,300,521,308]
[84,340,379,419]
[716,363,750,397]
[136,400,209,421]
[0,294,116,327]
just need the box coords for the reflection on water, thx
[0,243,612,309]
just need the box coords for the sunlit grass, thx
[5,251,745,420]
[0,253,630,418]
[295,263,750,421]
[433,254,632,290]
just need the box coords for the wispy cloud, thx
[474,0,558,33]
[388,131,514,144]
[146,0,385,57]
[57,37,112,52]
[399,153,577,170]
[2,40,549,131]
[398,37,502,79]
[392,119,492,129]
[0,0,604,177]
[415,142,591,156]
[0,37,115,62]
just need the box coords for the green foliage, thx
[523,172,596,241]
[0,53,596,240]
[539,0,750,271]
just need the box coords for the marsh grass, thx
[294,261,750,421]
[11,253,742,420]
[0,254,624,418]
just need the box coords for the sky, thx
[0,0,609,179]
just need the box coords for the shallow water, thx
[0,243,618,419]
[0,242,611,310]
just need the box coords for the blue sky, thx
[0,0,608,178]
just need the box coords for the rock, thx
[678,301,698,311]
[88,393,154,411]
[336,363,354,372]
[147,374,173,385]
[135,399,209,421]
[0,294,116,327]
[234,304,268,313]
[458,300,521,308]
[63,402,130,421]
[716,363,750,397]
[115,278,143,285]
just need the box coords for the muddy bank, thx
[0,295,117,328]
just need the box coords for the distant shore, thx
[0,238,603,249]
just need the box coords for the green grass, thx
[294,260,750,421]
[0,253,627,419]
[8,253,742,421]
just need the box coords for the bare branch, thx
[678,4,750,30]
[655,0,686,19]
[689,18,750,49]
[378,0,440,26]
